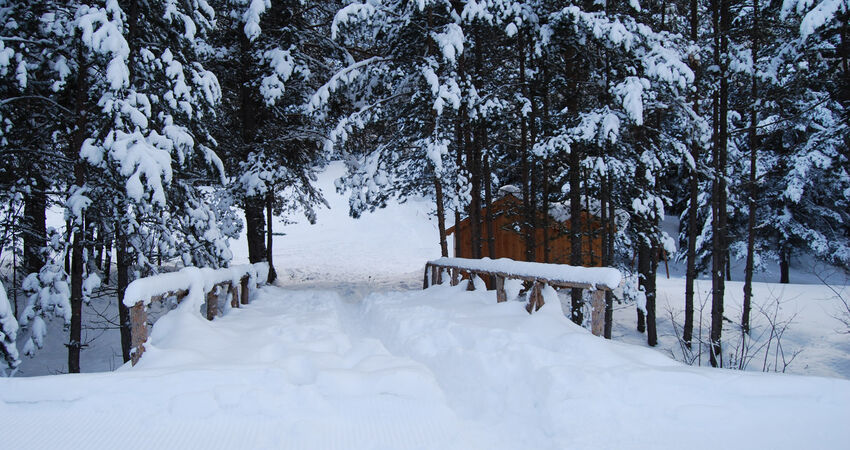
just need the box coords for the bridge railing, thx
[423,257,621,336]
[122,262,269,365]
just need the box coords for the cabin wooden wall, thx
[450,197,605,267]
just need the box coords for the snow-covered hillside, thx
[2,284,848,450]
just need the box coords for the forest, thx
[0,0,847,376]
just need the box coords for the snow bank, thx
[123,262,268,307]
[429,257,622,289]
[1,285,848,449]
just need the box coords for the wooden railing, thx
[123,263,269,365]
[423,257,621,336]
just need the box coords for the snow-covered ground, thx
[2,284,848,449]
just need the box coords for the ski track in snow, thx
[2,284,849,449]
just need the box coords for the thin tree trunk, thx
[23,184,47,276]
[116,225,131,363]
[518,34,535,262]
[569,148,583,325]
[435,176,449,257]
[780,247,790,283]
[266,192,277,283]
[483,155,495,258]
[68,44,89,374]
[642,242,659,346]
[710,0,730,368]
[742,0,760,335]
[605,177,615,339]
[684,0,700,348]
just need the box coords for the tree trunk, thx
[644,242,659,346]
[265,192,277,283]
[684,0,699,348]
[116,226,132,363]
[519,34,535,262]
[605,177,615,339]
[742,0,759,335]
[483,155,495,258]
[244,195,267,264]
[435,176,449,257]
[23,184,47,276]
[780,247,790,283]
[710,0,730,368]
[569,149,583,325]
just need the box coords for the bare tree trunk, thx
[68,44,89,374]
[483,155,495,258]
[742,0,760,335]
[780,247,790,283]
[710,0,730,368]
[22,183,47,276]
[244,195,267,264]
[435,176,449,257]
[266,192,277,283]
[116,225,131,363]
[569,149,583,325]
[518,34,535,262]
[684,0,700,348]
[645,242,659,346]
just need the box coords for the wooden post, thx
[130,301,148,366]
[495,276,507,303]
[526,281,545,313]
[435,266,443,285]
[451,268,459,286]
[423,264,429,288]
[467,272,476,291]
[591,289,605,336]
[230,282,239,308]
[206,286,218,320]
[241,275,250,305]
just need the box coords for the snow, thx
[232,161,441,286]
[429,256,621,290]
[123,263,268,307]
[1,285,848,449]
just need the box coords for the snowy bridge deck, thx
[2,283,849,449]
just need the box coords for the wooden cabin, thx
[446,191,606,266]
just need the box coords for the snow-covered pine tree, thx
[532,2,695,332]
[204,0,332,281]
[71,0,229,366]
[313,1,467,251]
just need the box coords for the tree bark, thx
[116,225,132,363]
[684,0,699,348]
[742,0,760,335]
[244,195,267,264]
[710,0,730,368]
[569,148,583,325]
[265,192,277,283]
[435,176,449,257]
[483,155,495,258]
[23,184,47,276]
[780,247,790,283]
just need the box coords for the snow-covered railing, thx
[124,262,269,365]
[423,257,621,336]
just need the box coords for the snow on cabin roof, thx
[498,184,521,196]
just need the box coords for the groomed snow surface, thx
[3,284,848,449]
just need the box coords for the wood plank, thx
[495,276,507,303]
[129,302,148,366]
[591,289,605,336]
[206,286,218,320]
[423,264,430,289]
[230,282,239,308]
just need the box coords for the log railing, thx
[123,263,269,365]
[423,257,621,336]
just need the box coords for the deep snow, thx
[2,284,848,449]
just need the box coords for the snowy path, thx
[2,284,850,449]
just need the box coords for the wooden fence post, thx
[241,276,250,305]
[466,272,477,291]
[526,281,545,313]
[423,264,430,289]
[495,276,507,303]
[591,289,605,336]
[130,302,148,366]
[450,268,459,286]
[434,266,442,285]
[206,286,219,320]
[230,282,239,308]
